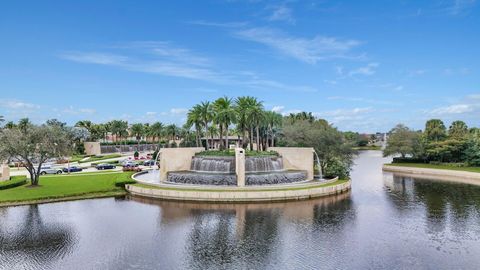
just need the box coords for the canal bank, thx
[383,164,480,185]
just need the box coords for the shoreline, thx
[383,164,480,186]
[0,191,127,208]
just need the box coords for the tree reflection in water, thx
[0,205,76,269]
[130,192,352,270]
[385,174,480,238]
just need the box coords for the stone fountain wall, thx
[268,147,314,180]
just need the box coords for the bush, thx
[324,158,350,179]
[392,157,427,163]
[0,176,27,190]
[114,174,137,187]
[134,151,139,158]
[429,161,468,167]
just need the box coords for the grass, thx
[132,179,349,192]
[196,150,279,157]
[78,154,122,163]
[353,145,382,151]
[385,163,480,173]
[0,172,135,205]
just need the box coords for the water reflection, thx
[130,193,352,269]
[0,205,76,270]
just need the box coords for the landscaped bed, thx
[196,150,279,157]
[0,172,135,206]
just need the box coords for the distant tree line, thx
[383,119,480,166]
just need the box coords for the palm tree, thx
[234,96,252,148]
[198,101,213,150]
[246,98,264,151]
[130,123,145,146]
[208,125,219,149]
[149,122,164,142]
[109,120,128,144]
[186,105,204,147]
[213,96,236,150]
[264,111,283,148]
[4,121,16,129]
[166,124,178,142]
[18,118,32,134]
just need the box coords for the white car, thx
[40,166,63,175]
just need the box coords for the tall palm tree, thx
[234,96,255,149]
[264,111,283,148]
[130,123,145,146]
[109,120,128,144]
[166,124,178,142]
[198,101,213,150]
[213,96,236,150]
[246,98,264,151]
[208,125,219,149]
[149,122,164,142]
[186,105,204,147]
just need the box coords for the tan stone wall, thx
[159,147,205,181]
[0,164,10,181]
[383,165,480,185]
[268,147,314,180]
[126,180,350,202]
[84,142,101,156]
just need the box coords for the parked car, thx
[122,161,139,168]
[122,166,142,172]
[62,166,83,173]
[40,166,63,175]
[96,163,116,170]
[143,160,156,166]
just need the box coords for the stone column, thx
[235,148,246,187]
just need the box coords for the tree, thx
[213,96,236,150]
[109,120,128,143]
[425,119,446,142]
[0,124,72,186]
[280,118,354,179]
[383,124,422,158]
[149,122,164,143]
[263,111,282,147]
[4,121,16,129]
[130,123,145,146]
[46,119,66,128]
[0,115,4,124]
[166,124,178,142]
[246,98,264,151]
[199,101,213,150]
[234,96,253,148]
[448,120,468,138]
[18,118,32,133]
[186,105,203,147]
[464,129,480,166]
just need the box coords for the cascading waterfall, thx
[190,156,235,173]
[313,150,323,180]
[166,155,308,186]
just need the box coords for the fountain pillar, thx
[235,148,246,187]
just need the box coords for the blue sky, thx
[1,0,479,132]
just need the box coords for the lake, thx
[1,150,480,269]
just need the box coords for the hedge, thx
[0,176,27,190]
[392,157,427,164]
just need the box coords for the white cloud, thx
[349,62,379,76]
[0,99,40,110]
[187,20,248,28]
[235,27,361,64]
[60,52,128,65]
[450,0,476,15]
[271,106,285,113]
[170,108,188,115]
[429,104,475,115]
[62,106,96,115]
[267,5,295,23]
[146,112,157,116]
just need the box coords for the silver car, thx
[40,166,63,175]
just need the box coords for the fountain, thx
[129,147,350,203]
[166,155,307,186]
[313,150,323,180]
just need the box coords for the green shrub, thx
[0,176,27,190]
[324,158,350,179]
[134,151,139,158]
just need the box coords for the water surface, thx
[1,151,480,269]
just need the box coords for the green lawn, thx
[0,172,134,205]
[385,163,480,173]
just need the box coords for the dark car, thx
[96,163,116,170]
[143,160,156,166]
[62,166,83,173]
